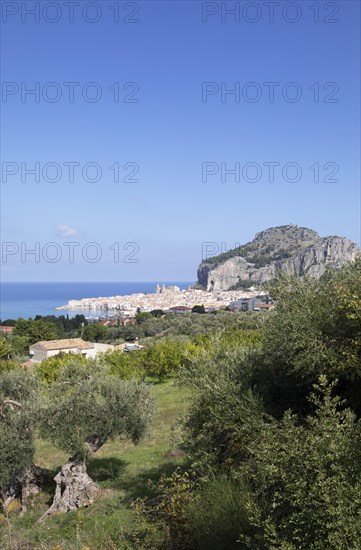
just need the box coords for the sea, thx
[0,282,193,321]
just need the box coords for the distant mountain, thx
[197,225,359,291]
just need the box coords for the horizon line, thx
[0,280,195,284]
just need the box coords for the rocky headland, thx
[57,225,359,312]
[197,225,359,291]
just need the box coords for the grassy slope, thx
[1,381,190,550]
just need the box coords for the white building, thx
[29,338,97,363]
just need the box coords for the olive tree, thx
[256,258,361,417]
[0,337,12,360]
[39,361,154,518]
[0,369,38,512]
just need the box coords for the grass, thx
[1,381,191,550]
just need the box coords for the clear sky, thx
[1,0,360,282]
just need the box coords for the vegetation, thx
[0,338,12,360]
[40,362,153,460]
[191,305,205,314]
[0,381,190,549]
[1,257,360,548]
[0,370,38,502]
[36,353,89,384]
[134,258,361,548]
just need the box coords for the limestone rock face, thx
[197,226,359,291]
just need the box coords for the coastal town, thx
[56,283,267,317]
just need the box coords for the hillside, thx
[197,224,359,291]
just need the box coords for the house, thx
[229,299,250,312]
[229,297,262,311]
[29,338,97,363]
[93,343,117,353]
[118,317,136,325]
[168,306,192,314]
[0,326,14,334]
[229,296,275,312]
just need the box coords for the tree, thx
[9,335,30,357]
[151,309,165,318]
[0,370,38,512]
[241,378,361,549]
[100,349,146,380]
[39,362,154,517]
[34,314,87,334]
[121,325,138,341]
[0,338,12,360]
[82,323,108,343]
[144,370,361,548]
[255,259,361,416]
[192,305,206,314]
[329,256,361,376]
[145,340,184,382]
[13,318,59,345]
[36,353,88,384]
[136,311,153,324]
[1,320,16,327]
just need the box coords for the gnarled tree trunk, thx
[1,465,50,514]
[39,436,104,521]
[1,480,20,512]
[21,465,50,513]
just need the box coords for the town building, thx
[229,296,275,312]
[168,306,193,314]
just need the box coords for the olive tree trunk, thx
[1,466,50,514]
[39,435,104,521]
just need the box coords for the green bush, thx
[254,257,361,416]
[144,340,184,382]
[101,349,146,380]
[0,337,13,359]
[10,335,30,357]
[242,378,361,549]
[13,318,60,343]
[187,475,260,550]
[36,353,89,384]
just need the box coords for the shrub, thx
[187,475,260,550]
[101,349,146,380]
[144,340,184,381]
[36,353,89,384]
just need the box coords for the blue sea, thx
[0,282,193,321]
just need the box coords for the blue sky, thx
[1,0,360,282]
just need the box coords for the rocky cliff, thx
[197,225,359,291]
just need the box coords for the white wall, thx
[31,346,96,363]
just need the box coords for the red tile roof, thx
[30,338,94,351]
[0,326,14,333]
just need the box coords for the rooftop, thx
[0,326,14,333]
[30,338,95,351]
